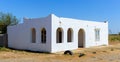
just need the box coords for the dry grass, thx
[109,34,120,45]
[109,34,120,41]
[0,43,120,62]
[0,35,120,62]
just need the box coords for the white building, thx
[7,14,108,53]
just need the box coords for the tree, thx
[118,32,120,35]
[0,12,19,34]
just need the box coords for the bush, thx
[0,47,11,51]
[109,35,120,41]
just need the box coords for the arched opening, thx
[56,28,63,43]
[41,28,46,43]
[31,28,36,43]
[67,28,73,42]
[78,29,85,47]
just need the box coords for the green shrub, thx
[0,47,11,51]
[109,35,120,41]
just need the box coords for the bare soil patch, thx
[0,41,120,62]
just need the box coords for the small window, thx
[31,28,36,43]
[67,28,73,42]
[95,29,100,41]
[56,28,63,43]
[41,28,46,43]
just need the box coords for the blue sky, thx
[0,0,120,34]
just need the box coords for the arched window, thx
[41,28,46,43]
[56,28,63,43]
[31,28,36,43]
[67,28,73,42]
[78,29,85,47]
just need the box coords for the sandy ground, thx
[0,42,120,62]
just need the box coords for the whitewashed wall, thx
[51,14,108,52]
[7,14,108,53]
[8,15,52,52]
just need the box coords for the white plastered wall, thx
[51,14,108,52]
[8,15,52,52]
[8,14,108,53]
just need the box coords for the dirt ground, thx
[0,42,120,62]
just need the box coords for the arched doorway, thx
[78,29,85,47]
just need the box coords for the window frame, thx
[95,29,100,41]
[41,28,46,43]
